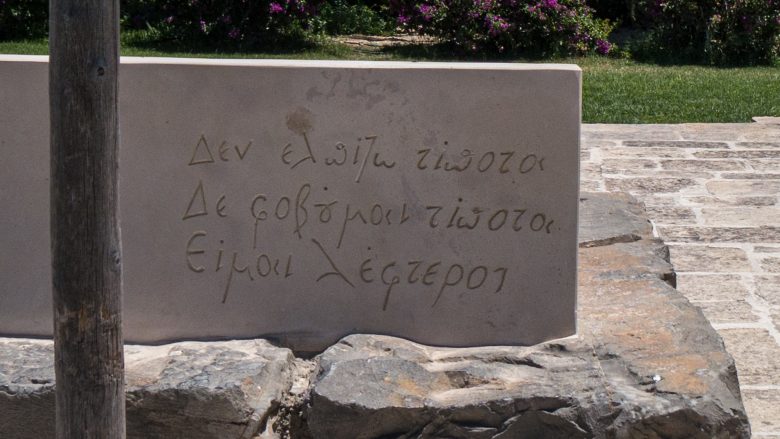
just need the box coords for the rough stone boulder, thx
[0,339,296,438]
[302,193,750,438]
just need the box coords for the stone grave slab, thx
[0,56,580,351]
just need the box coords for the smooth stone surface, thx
[0,56,580,352]
[304,193,748,439]
[0,339,295,439]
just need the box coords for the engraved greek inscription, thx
[354,135,377,183]
[546,220,555,234]
[360,258,375,283]
[222,252,253,304]
[422,262,440,286]
[185,231,207,273]
[275,197,291,220]
[380,262,400,311]
[218,141,230,161]
[426,206,443,228]
[432,264,463,307]
[498,152,514,173]
[519,154,539,173]
[216,195,227,217]
[312,238,354,287]
[294,183,311,239]
[446,205,460,228]
[512,209,526,231]
[456,207,483,230]
[257,254,272,277]
[400,203,411,224]
[477,151,495,172]
[337,204,367,249]
[467,266,488,289]
[416,148,431,170]
[215,241,225,272]
[315,201,337,223]
[189,135,215,165]
[407,260,423,284]
[416,147,546,176]
[494,267,508,293]
[488,209,508,231]
[357,257,509,310]
[235,141,252,160]
[183,180,208,220]
[443,149,473,172]
[530,213,546,232]
[324,142,347,166]
[372,153,396,169]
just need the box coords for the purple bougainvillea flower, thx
[269,2,284,14]
[596,39,611,55]
[228,28,240,39]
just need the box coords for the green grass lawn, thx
[2,37,778,124]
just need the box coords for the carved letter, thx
[185,231,207,273]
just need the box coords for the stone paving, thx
[581,119,780,437]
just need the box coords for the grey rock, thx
[0,339,295,439]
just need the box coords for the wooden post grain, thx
[49,0,125,435]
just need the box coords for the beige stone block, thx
[600,146,689,159]
[600,159,658,175]
[719,329,780,385]
[692,300,759,324]
[669,245,751,272]
[749,160,780,172]
[659,226,780,243]
[702,207,780,227]
[761,257,780,273]
[645,206,697,226]
[606,177,697,194]
[580,180,603,192]
[735,141,780,149]
[742,389,780,433]
[676,274,748,301]
[706,180,780,197]
[683,196,777,207]
[661,159,747,172]
[756,275,780,307]
[679,123,750,141]
[722,173,780,180]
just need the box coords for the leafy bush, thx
[122,0,320,49]
[0,0,47,40]
[707,0,780,65]
[391,0,616,56]
[630,0,780,65]
[311,0,394,35]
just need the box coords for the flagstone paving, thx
[581,120,780,436]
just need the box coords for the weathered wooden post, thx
[49,0,125,435]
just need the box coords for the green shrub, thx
[311,0,394,35]
[707,0,780,65]
[631,0,780,65]
[0,0,47,40]
[392,0,616,57]
[121,0,319,50]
